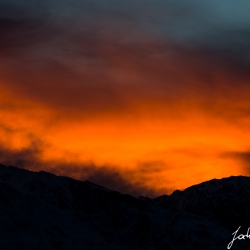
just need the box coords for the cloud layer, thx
[0,0,250,196]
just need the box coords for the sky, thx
[1,0,250,197]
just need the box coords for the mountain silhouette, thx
[0,164,248,250]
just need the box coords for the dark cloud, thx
[0,1,52,53]
[0,142,170,197]
[52,164,166,198]
[51,163,171,198]
[221,151,250,175]
[0,144,41,169]
[2,0,250,64]
[1,0,250,116]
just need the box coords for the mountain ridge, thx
[0,164,248,249]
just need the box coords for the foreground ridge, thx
[0,164,249,250]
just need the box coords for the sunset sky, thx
[1,0,250,197]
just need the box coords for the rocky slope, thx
[154,176,250,231]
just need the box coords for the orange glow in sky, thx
[0,42,249,197]
[1,8,250,197]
